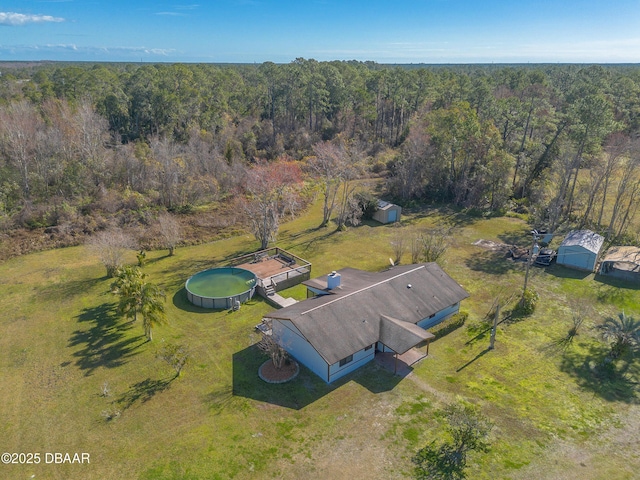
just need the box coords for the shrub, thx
[370,160,386,174]
[168,203,194,215]
[413,402,493,480]
[514,288,538,316]
[16,203,52,229]
[354,191,378,220]
[432,311,468,340]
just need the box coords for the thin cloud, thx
[0,44,177,58]
[156,4,199,16]
[0,12,65,26]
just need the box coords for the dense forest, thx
[1,60,640,256]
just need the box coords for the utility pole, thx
[489,302,499,350]
[521,230,539,306]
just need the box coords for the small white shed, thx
[557,230,604,272]
[373,200,401,224]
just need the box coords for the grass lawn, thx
[1,199,639,479]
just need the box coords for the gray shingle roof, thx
[265,263,469,365]
[379,315,435,355]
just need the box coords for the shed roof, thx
[602,246,640,266]
[265,263,468,365]
[559,230,605,254]
[376,199,399,210]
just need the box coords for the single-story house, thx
[599,246,640,282]
[262,263,469,383]
[373,200,401,224]
[556,230,605,272]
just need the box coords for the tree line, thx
[1,60,640,246]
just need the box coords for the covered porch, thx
[375,346,429,376]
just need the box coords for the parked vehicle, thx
[535,248,556,266]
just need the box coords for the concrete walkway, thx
[264,292,297,308]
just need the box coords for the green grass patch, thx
[1,200,639,479]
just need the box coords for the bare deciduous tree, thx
[309,141,344,227]
[579,133,627,229]
[150,135,186,209]
[607,138,640,240]
[409,227,451,264]
[390,225,407,265]
[334,142,363,231]
[157,212,182,256]
[257,333,288,370]
[410,230,422,264]
[100,381,111,397]
[0,100,42,198]
[546,147,576,231]
[75,98,110,187]
[87,227,137,277]
[242,159,302,249]
[420,228,450,263]
[157,342,189,378]
[339,195,363,228]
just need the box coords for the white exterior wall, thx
[327,346,375,383]
[272,319,331,382]
[417,303,460,329]
[558,246,596,271]
[270,301,462,383]
[273,319,376,383]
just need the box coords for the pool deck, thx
[235,256,309,308]
[237,257,309,287]
[236,257,297,280]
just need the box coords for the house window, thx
[365,344,373,351]
[339,354,353,367]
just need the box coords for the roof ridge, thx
[300,265,426,316]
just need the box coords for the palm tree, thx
[111,266,145,322]
[139,282,166,341]
[596,312,640,359]
[111,266,166,341]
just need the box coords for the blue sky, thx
[1,1,640,63]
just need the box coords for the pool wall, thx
[186,267,257,309]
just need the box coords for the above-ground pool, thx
[186,267,257,309]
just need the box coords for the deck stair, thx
[264,281,276,296]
